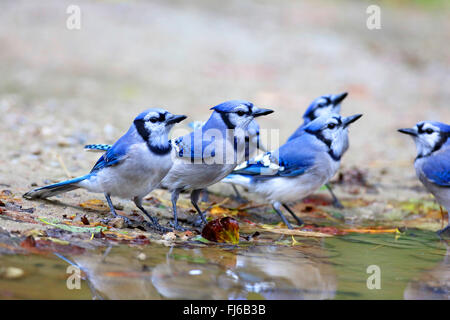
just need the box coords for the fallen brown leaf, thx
[202,217,240,244]
[79,199,109,212]
[81,215,90,225]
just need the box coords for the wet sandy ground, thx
[0,0,449,235]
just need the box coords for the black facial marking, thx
[235,105,252,117]
[333,117,342,125]
[159,112,167,122]
[134,119,150,142]
[417,123,425,134]
[148,142,172,155]
[305,128,341,161]
[323,96,331,105]
[218,112,236,129]
[432,133,448,153]
[305,111,315,122]
[305,129,331,148]
[418,131,449,159]
[328,150,341,161]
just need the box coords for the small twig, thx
[206,198,230,210]
[233,203,268,211]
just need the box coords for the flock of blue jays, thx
[23,93,450,236]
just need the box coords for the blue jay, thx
[160,100,274,230]
[223,113,362,229]
[398,121,450,236]
[23,109,187,232]
[286,92,348,208]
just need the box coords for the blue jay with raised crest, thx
[287,92,348,142]
[223,113,362,229]
[23,109,187,232]
[160,100,274,230]
[398,121,450,236]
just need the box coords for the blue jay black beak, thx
[398,128,417,137]
[252,108,274,118]
[331,92,348,105]
[166,114,187,125]
[343,114,363,127]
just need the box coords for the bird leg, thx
[437,209,450,238]
[282,203,304,226]
[272,202,293,229]
[200,189,209,203]
[133,197,171,233]
[191,189,208,227]
[104,193,131,226]
[325,183,344,209]
[169,189,186,231]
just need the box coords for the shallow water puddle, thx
[0,230,448,299]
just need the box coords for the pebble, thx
[162,232,177,242]
[136,252,146,261]
[110,217,126,229]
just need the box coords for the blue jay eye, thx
[236,110,245,117]
[327,123,336,129]
[425,128,434,134]
[149,117,158,123]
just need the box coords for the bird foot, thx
[119,215,133,226]
[102,215,134,228]
[169,221,188,232]
[144,221,172,234]
[332,200,344,209]
[293,221,304,228]
[192,216,207,228]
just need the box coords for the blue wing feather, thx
[84,144,112,152]
[173,130,220,161]
[90,138,129,173]
[233,135,315,178]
